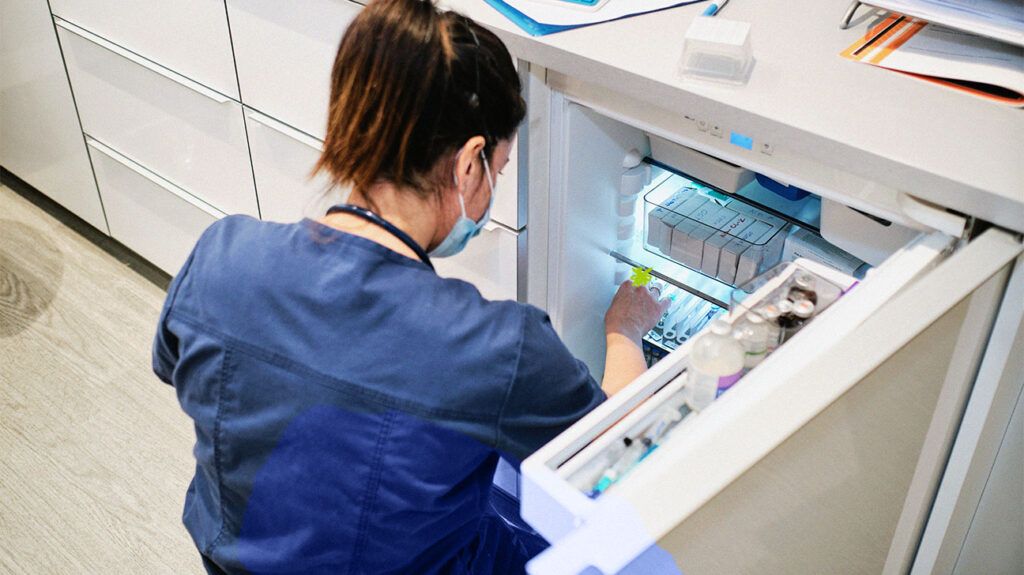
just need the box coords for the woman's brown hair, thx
[314,0,525,199]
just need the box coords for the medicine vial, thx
[685,319,745,410]
[781,299,816,343]
[775,299,797,329]
[757,303,783,352]
[787,273,819,305]
[733,312,769,368]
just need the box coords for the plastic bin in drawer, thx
[244,109,336,223]
[56,18,258,217]
[434,223,522,302]
[87,139,223,275]
[226,0,361,140]
[48,0,238,99]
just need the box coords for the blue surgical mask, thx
[429,152,495,258]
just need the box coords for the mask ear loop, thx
[450,150,468,218]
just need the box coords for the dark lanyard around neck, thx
[325,204,434,270]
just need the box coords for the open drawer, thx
[521,101,1024,574]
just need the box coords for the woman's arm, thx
[601,281,669,396]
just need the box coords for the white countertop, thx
[445,0,1024,232]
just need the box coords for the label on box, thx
[736,224,789,285]
[674,195,708,217]
[718,220,773,284]
[647,206,671,249]
[680,205,737,270]
[782,228,866,275]
[728,201,787,230]
[702,215,754,276]
[670,218,698,261]
[660,186,697,212]
[658,212,685,253]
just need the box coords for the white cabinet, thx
[244,108,336,223]
[434,223,522,302]
[87,139,222,275]
[56,19,258,218]
[48,0,238,99]
[226,0,361,140]
[0,0,105,232]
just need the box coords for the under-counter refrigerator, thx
[518,89,1023,575]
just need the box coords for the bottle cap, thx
[793,299,815,318]
[794,273,816,290]
[758,304,781,320]
[777,299,794,314]
[710,319,732,336]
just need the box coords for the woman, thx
[153,0,665,572]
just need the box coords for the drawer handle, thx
[86,138,227,220]
[246,111,324,152]
[483,221,516,234]
[54,17,232,105]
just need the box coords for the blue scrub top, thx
[153,216,605,574]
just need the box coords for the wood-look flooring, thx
[0,183,201,573]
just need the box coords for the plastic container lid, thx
[679,17,754,85]
[794,273,816,290]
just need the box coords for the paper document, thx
[842,14,1024,105]
[504,0,700,26]
[484,0,704,36]
[859,0,1024,47]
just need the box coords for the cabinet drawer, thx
[57,19,258,217]
[226,0,361,139]
[434,224,522,302]
[87,139,222,275]
[245,108,335,223]
[48,0,238,99]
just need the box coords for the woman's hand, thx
[604,280,670,342]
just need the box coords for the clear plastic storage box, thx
[644,177,789,287]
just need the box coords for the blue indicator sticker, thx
[730,132,753,150]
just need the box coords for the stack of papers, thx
[484,0,704,36]
[858,0,1024,47]
[841,13,1024,106]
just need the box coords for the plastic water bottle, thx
[685,319,745,410]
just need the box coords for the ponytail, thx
[314,0,525,199]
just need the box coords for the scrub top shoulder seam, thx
[346,409,397,573]
[203,345,235,557]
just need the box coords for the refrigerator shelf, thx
[609,247,731,308]
[645,156,822,234]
